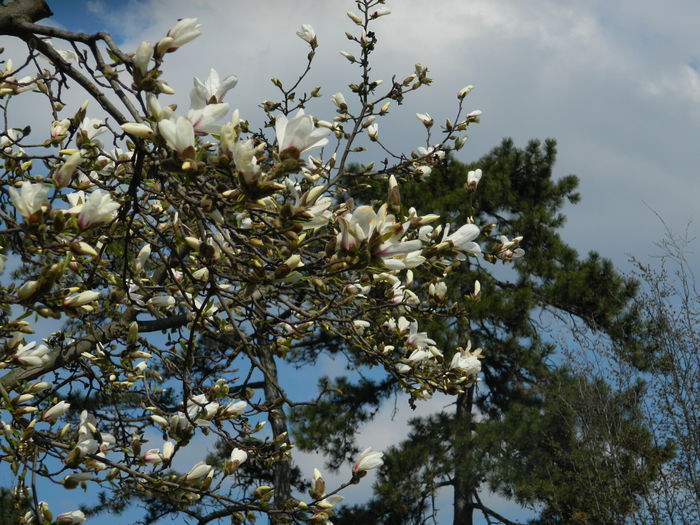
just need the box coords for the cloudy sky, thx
[3,0,699,522]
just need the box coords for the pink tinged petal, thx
[353,447,384,472]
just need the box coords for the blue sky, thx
[3,0,700,523]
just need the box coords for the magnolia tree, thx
[0,0,523,523]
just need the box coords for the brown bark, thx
[453,385,475,525]
[0,0,52,33]
[257,348,292,524]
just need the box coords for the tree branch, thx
[0,0,52,32]
[0,313,191,391]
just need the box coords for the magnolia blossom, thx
[7,181,49,221]
[450,342,483,375]
[42,400,70,422]
[157,18,201,54]
[147,94,174,121]
[142,448,163,464]
[54,151,83,187]
[77,189,120,229]
[159,116,195,153]
[232,139,263,183]
[331,91,347,110]
[80,117,105,140]
[445,223,481,259]
[498,235,525,259]
[133,41,153,75]
[64,290,100,307]
[50,118,71,138]
[55,510,86,525]
[185,461,213,481]
[416,112,433,127]
[296,24,316,45]
[187,102,229,134]
[147,295,176,309]
[14,341,51,367]
[223,399,247,417]
[416,145,445,164]
[143,441,174,465]
[367,123,379,140]
[429,281,448,299]
[225,447,248,474]
[457,84,474,99]
[120,122,155,139]
[337,204,423,269]
[276,109,330,158]
[190,69,238,109]
[352,447,384,473]
[135,244,151,273]
[187,393,219,423]
[466,169,482,190]
[450,352,482,375]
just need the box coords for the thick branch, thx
[473,491,522,525]
[0,314,189,391]
[0,318,129,391]
[0,0,52,31]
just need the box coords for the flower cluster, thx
[0,3,523,524]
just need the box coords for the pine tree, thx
[293,138,669,524]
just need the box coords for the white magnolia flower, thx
[337,204,423,269]
[190,69,238,109]
[187,102,229,134]
[55,510,86,525]
[158,18,201,54]
[276,109,330,158]
[120,122,155,139]
[186,393,219,421]
[64,290,100,308]
[466,169,482,190]
[445,223,481,259]
[159,116,195,154]
[457,84,474,99]
[135,244,151,273]
[185,461,213,481]
[147,295,176,309]
[331,92,347,109]
[54,151,83,188]
[80,117,105,140]
[416,112,433,127]
[231,139,263,183]
[498,235,525,259]
[162,440,175,460]
[223,399,247,417]
[142,448,164,464]
[147,94,173,121]
[450,352,482,375]
[416,145,445,163]
[352,447,384,473]
[467,109,482,122]
[225,447,248,473]
[77,189,119,229]
[296,24,316,45]
[367,123,379,141]
[133,41,153,75]
[50,118,71,138]
[8,181,49,221]
[14,341,51,367]
[42,401,70,422]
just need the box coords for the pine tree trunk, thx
[258,349,292,525]
[453,386,475,525]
